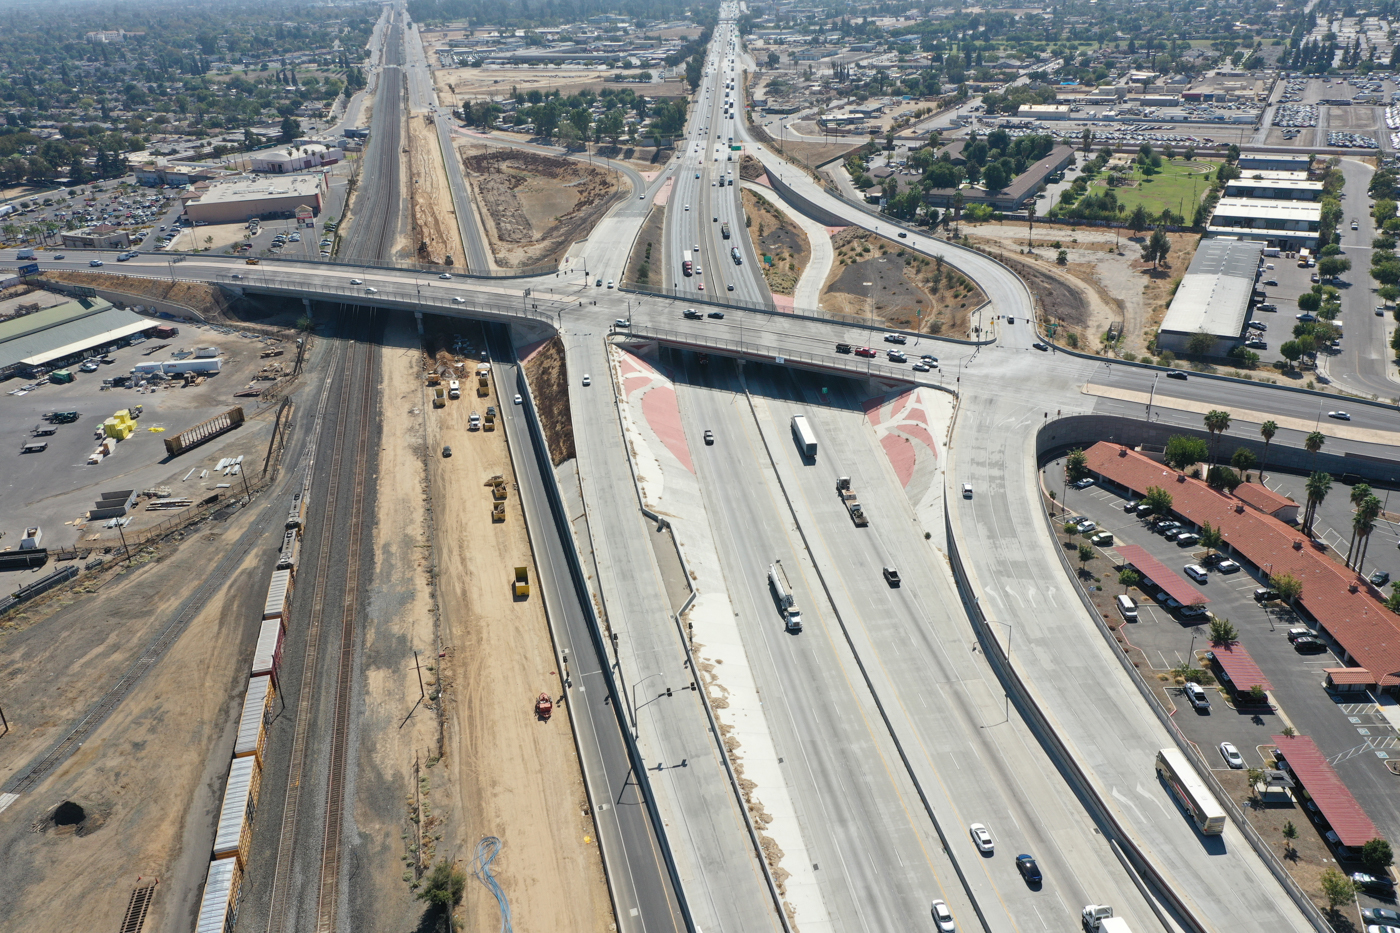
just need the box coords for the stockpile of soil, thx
[461,149,619,269]
[739,154,767,181]
[522,335,575,466]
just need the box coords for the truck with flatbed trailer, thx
[836,477,868,526]
[768,560,803,632]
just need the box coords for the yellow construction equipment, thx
[492,502,505,522]
[513,566,530,597]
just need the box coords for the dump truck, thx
[836,477,868,527]
[433,385,446,408]
[1082,905,1131,933]
[721,222,731,239]
[477,367,490,397]
[768,560,803,632]
[513,566,530,598]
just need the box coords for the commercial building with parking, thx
[182,174,327,225]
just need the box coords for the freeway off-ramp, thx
[20,8,1386,931]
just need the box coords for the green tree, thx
[1164,435,1210,471]
[1143,485,1173,517]
[1077,542,1095,574]
[1249,684,1267,703]
[1140,226,1171,268]
[278,115,301,143]
[1303,471,1333,537]
[1200,521,1223,559]
[1296,290,1322,313]
[417,860,467,915]
[1272,572,1304,607]
[1278,340,1303,370]
[1391,325,1400,358]
[1207,465,1242,491]
[1305,430,1326,466]
[1320,868,1357,912]
[1119,568,1140,592]
[1260,420,1282,479]
[1209,617,1238,645]
[1203,409,1232,464]
[1128,203,1149,235]
[1066,448,1089,481]
[1319,255,1351,280]
[1231,447,1258,480]
[1186,331,1215,356]
[1362,839,1393,874]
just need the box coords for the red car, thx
[854,347,877,357]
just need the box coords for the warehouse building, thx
[1016,103,1072,120]
[1207,198,1320,251]
[0,297,155,379]
[1237,152,1312,173]
[1156,237,1263,356]
[183,174,326,225]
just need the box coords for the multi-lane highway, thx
[17,6,1387,931]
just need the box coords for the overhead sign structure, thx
[16,263,38,276]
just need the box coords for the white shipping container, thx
[194,858,242,933]
[131,361,164,374]
[263,568,292,621]
[234,675,274,761]
[212,756,261,864]
[194,346,221,358]
[251,618,284,678]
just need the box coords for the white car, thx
[365,287,377,294]
[1328,411,1351,420]
[969,823,993,853]
[1216,559,1240,573]
[350,278,363,285]
[452,296,465,303]
[513,394,523,405]
[931,899,955,933]
[1184,564,1208,583]
[1219,742,1245,769]
[1075,520,1096,534]
[438,273,452,279]
[582,374,591,386]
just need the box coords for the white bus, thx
[1155,748,1226,835]
[791,415,817,459]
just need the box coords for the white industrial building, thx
[183,174,327,224]
[1207,198,1320,251]
[1222,178,1324,201]
[250,143,343,174]
[1156,237,1264,356]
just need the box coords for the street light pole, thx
[632,672,664,739]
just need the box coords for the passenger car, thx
[1075,520,1096,534]
[439,273,452,279]
[89,259,104,267]
[969,823,994,853]
[1073,477,1095,489]
[442,446,452,457]
[883,566,901,586]
[962,483,973,497]
[1015,854,1041,883]
[1184,564,1208,583]
[1293,636,1328,653]
[1371,570,1391,587]
[704,430,714,445]
[1219,742,1245,769]
[1183,682,1211,710]
[930,899,955,933]
[582,375,591,386]
[1033,342,1049,351]
[1353,873,1396,895]
[1216,559,1240,573]
[708,311,725,319]
[1328,411,1351,420]
[1166,370,1188,379]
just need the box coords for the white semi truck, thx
[1082,905,1131,933]
[768,560,803,632]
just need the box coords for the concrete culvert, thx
[52,801,85,826]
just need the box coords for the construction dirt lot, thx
[965,223,1199,356]
[407,113,467,267]
[458,145,620,270]
[427,54,690,110]
[414,317,610,931]
[821,228,987,337]
[0,478,294,933]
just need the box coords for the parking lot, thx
[1,322,286,553]
[1047,459,1400,894]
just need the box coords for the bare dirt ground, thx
[431,63,688,110]
[624,204,666,289]
[407,113,467,267]
[739,153,768,181]
[965,223,1198,355]
[347,314,443,929]
[742,188,810,296]
[0,498,285,933]
[522,336,575,466]
[458,146,620,269]
[418,317,610,932]
[821,228,985,336]
[768,137,862,171]
[42,270,236,319]
[0,284,67,320]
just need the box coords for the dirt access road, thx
[416,318,611,931]
[407,112,467,268]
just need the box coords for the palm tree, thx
[1305,430,1326,468]
[1303,471,1333,537]
[1259,420,1277,480]
[1355,495,1382,572]
[1204,409,1231,465]
[1346,483,1373,567]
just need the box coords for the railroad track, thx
[341,21,405,264]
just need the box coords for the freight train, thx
[193,490,303,932]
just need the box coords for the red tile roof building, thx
[1084,442,1400,689]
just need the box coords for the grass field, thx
[1088,159,1214,219]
